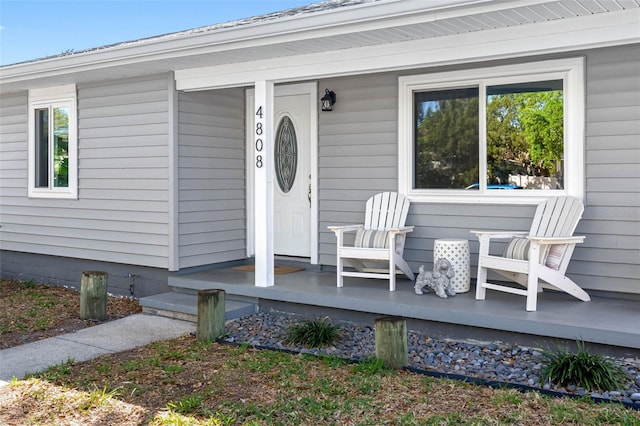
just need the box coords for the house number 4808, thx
[255,106,264,168]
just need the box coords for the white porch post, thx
[253,80,275,287]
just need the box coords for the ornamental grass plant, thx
[541,339,630,392]
[284,316,342,348]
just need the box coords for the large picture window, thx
[28,85,77,198]
[399,58,584,203]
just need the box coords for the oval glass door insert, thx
[274,115,297,193]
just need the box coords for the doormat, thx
[231,265,305,275]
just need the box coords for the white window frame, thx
[28,84,78,199]
[398,58,584,204]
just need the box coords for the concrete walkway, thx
[0,314,195,387]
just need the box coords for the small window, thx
[399,58,584,204]
[28,85,77,198]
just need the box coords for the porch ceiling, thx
[1,0,639,93]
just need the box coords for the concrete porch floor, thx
[159,266,639,354]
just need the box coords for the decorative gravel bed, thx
[223,312,640,406]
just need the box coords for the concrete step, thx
[140,291,256,322]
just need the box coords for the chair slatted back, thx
[365,192,410,231]
[530,196,584,238]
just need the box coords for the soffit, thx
[1,0,638,93]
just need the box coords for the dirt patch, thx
[0,279,141,349]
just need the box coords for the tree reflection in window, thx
[413,80,563,190]
[414,88,479,189]
[487,81,563,190]
[53,106,69,188]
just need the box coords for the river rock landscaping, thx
[223,311,640,406]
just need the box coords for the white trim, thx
[398,57,585,205]
[27,84,78,199]
[175,9,637,92]
[29,85,76,100]
[478,83,487,193]
[168,74,179,271]
[309,84,319,264]
[246,82,319,264]
[253,81,275,287]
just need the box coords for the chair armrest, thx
[527,236,585,245]
[471,230,528,239]
[327,224,363,234]
[387,226,414,235]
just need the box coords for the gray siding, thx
[581,45,640,294]
[317,73,399,263]
[0,75,171,269]
[319,45,640,295]
[177,88,246,268]
[0,93,29,256]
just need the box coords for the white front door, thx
[246,83,317,260]
[273,94,311,256]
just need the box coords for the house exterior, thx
[1,0,638,301]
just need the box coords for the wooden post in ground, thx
[197,289,226,342]
[80,271,108,321]
[375,316,408,369]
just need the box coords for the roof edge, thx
[0,0,507,82]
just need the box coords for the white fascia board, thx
[165,1,550,59]
[0,0,548,86]
[0,0,468,80]
[176,8,640,91]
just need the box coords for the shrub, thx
[541,339,629,391]
[284,317,342,348]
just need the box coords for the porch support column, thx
[253,80,275,287]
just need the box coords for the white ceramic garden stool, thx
[433,239,471,293]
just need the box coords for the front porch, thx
[140,263,640,354]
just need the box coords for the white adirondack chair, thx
[472,196,590,311]
[328,192,414,291]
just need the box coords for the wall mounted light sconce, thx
[321,89,336,111]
